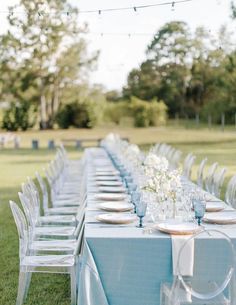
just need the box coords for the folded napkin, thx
[172,235,194,276]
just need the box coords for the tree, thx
[0,0,97,129]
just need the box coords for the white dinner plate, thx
[203,211,236,224]
[98,186,126,193]
[95,171,119,176]
[155,220,202,235]
[206,201,225,212]
[95,176,121,181]
[96,213,136,224]
[96,180,123,187]
[99,202,133,212]
[94,193,128,201]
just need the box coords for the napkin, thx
[171,235,194,276]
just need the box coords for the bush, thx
[104,97,168,127]
[103,102,129,125]
[56,102,96,129]
[2,101,36,131]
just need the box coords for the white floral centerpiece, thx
[142,152,182,220]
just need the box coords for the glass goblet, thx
[193,199,206,226]
[136,201,147,228]
[131,191,141,213]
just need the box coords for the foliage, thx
[129,96,167,127]
[56,101,95,129]
[104,102,130,125]
[124,20,236,123]
[0,0,98,129]
[104,97,167,127]
[2,101,36,131]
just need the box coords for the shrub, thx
[2,101,36,131]
[103,102,129,125]
[130,96,168,127]
[56,102,96,129]
[103,97,168,127]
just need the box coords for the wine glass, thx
[136,201,147,228]
[131,191,141,213]
[193,199,206,226]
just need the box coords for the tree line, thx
[1,0,236,130]
[122,2,236,124]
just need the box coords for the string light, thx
[1,0,192,16]
[78,0,192,14]
[171,2,175,11]
[83,32,154,37]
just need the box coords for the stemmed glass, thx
[131,190,141,213]
[136,201,147,228]
[193,199,206,226]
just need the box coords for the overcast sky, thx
[1,0,234,91]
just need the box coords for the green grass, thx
[0,126,236,305]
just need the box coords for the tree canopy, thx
[0,0,98,129]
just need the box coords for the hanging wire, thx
[78,0,192,14]
[1,0,193,16]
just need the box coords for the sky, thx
[0,0,234,91]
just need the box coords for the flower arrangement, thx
[142,152,182,219]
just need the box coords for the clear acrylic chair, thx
[44,167,80,204]
[160,229,236,305]
[35,172,79,211]
[24,178,78,218]
[212,167,227,198]
[205,162,219,193]
[225,175,236,207]
[9,200,84,305]
[182,154,196,180]
[172,150,182,169]
[197,158,208,188]
[19,190,77,240]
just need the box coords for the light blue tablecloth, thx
[77,148,235,305]
[78,207,236,305]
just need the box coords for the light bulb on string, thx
[133,6,139,16]
[171,2,175,11]
[98,9,102,19]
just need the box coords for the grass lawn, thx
[0,126,236,305]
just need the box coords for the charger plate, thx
[99,202,133,212]
[98,186,126,193]
[206,201,225,212]
[155,221,202,235]
[96,180,123,187]
[95,171,119,176]
[96,213,136,224]
[95,176,121,181]
[95,193,127,201]
[204,211,236,224]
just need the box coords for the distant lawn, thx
[0,126,236,305]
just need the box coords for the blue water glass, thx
[127,182,137,194]
[131,191,141,213]
[136,201,147,228]
[193,200,206,226]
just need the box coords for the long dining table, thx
[77,147,236,305]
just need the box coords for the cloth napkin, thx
[171,235,194,276]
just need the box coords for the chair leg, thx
[24,272,32,301]
[70,267,77,305]
[16,271,28,305]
